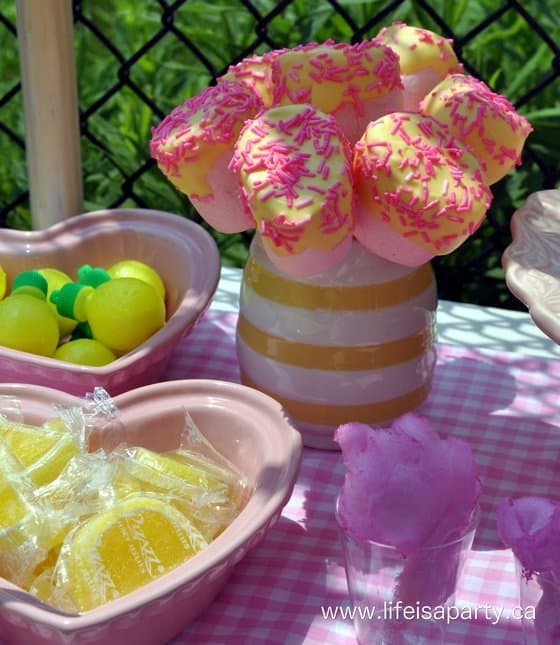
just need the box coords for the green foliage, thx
[0,0,558,302]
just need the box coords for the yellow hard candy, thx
[87,278,165,354]
[107,260,166,301]
[0,295,59,356]
[37,268,78,338]
[54,339,116,366]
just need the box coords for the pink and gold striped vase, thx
[236,235,438,449]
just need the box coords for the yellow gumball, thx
[37,268,78,338]
[54,339,116,366]
[87,278,165,354]
[107,260,166,301]
[0,294,59,356]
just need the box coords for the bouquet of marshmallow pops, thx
[150,21,532,278]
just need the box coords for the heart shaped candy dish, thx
[0,208,220,396]
[0,379,302,645]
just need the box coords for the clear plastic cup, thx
[335,498,479,644]
[516,559,560,645]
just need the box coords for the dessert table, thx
[0,266,552,645]
[156,267,560,644]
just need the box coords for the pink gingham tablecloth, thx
[164,310,560,645]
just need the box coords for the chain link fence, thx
[0,0,559,308]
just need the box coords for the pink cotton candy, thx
[497,496,560,645]
[335,412,481,555]
[496,496,560,576]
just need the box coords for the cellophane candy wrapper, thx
[0,395,85,589]
[0,388,248,612]
[111,407,248,542]
[335,412,481,606]
[0,438,52,589]
[497,496,560,643]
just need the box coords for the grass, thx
[0,0,559,306]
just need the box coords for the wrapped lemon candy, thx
[110,458,144,499]
[0,415,82,486]
[29,452,117,606]
[28,565,58,605]
[28,451,119,601]
[115,446,245,540]
[168,447,247,511]
[0,439,52,587]
[52,493,207,612]
[33,450,118,551]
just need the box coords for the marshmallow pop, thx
[271,39,403,144]
[218,49,286,108]
[150,80,262,233]
[231,104,354,278]
[419,73,533,185]
[374,22,463,110]
[353,112,493,266]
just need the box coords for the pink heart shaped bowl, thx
[0,379,302,645]
[0,208,221,396]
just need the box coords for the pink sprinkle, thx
[423,199,440,212]
[295,197,314,209]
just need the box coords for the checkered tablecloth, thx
[163,310,560,645]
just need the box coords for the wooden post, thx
[16,0,83,228]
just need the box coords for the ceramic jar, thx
[236,235,438,449]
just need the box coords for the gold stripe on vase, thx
[243,256,434,311]
[237,315,433,370]
[240,371,432,426]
